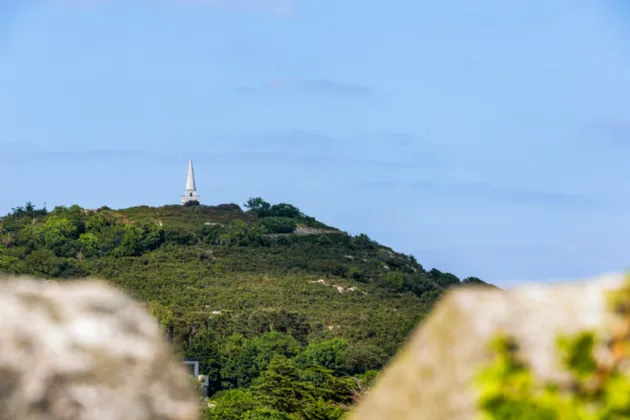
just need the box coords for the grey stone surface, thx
[349,273,627,420]
[0,276,199,420]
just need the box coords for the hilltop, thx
[0,199,492,419]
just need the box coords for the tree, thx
[298,364,354,404]
[40,216,80,257]
[260,217,297,234]
[316,235,332,246]
[113,225,145,256]
[204,389,259,420]
[340,345,387,375]
[147,301,175,342]
[295,338,350,374]
[0,248,19,273]
[428,268,461,288]
[269,203,301,219]
[244,309,311,344]
[216,203,242,211]
[85,211,117,233]
[251,332,302,366]
[164,226,197,246]
[218,220,268,247]
[220,332,302,389]
[244,198,271,217]
[241,408,292,420]
[462,276,496,288]
[352,233,375,250]
[78,232,100,257]
[252,355,316,413]
[184,328,222,395]
[136,219,165,251]
[406,273,440,295]
[112,220,164,256]
[23,249,68,278]
[380,272,408,292]
[14,225,43,251]
[301,399,345,420]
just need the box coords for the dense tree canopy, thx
[0,200,493,419]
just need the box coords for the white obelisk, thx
[181,160,200,205]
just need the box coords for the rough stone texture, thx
[349,272,627,420]
[0,276,199,420]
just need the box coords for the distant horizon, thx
[2,0,630,286]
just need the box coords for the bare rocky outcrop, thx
[0,275,199,420]
[349,272,628,420]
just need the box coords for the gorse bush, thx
[0,200,492,419]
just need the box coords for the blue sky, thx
[1,0,629,287]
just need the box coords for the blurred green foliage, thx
[476,275,630,419]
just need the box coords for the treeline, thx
[0,200,317,264]
[244,197,330,230]
[0,201,490,301]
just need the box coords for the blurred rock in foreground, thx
[349,272,627,420]
[0,276,198,420]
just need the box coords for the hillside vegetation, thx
[0,199,492,419]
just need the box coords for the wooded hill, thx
[0,199,492,420]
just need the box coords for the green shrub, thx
[260,217,297,234]
[216,203,242,211]
[164,226,198,246]
[294,338,350,373]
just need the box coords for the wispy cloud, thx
[293,80,372,97]
[54,0,295,17]
[0,140,36,149]
[380,132,417,147]
[221,130,339,154]
[0,129,438,171]
[207,130,440,167]
[359,180,607,207]
[0,147,428,170]
[582,119,630,146]
[0,149,150,165]
[189,151,426,169]
[237,77,374,98]
[173,0,294,17]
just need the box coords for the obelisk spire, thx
[181,160,200,205]
[185,160,196,191]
